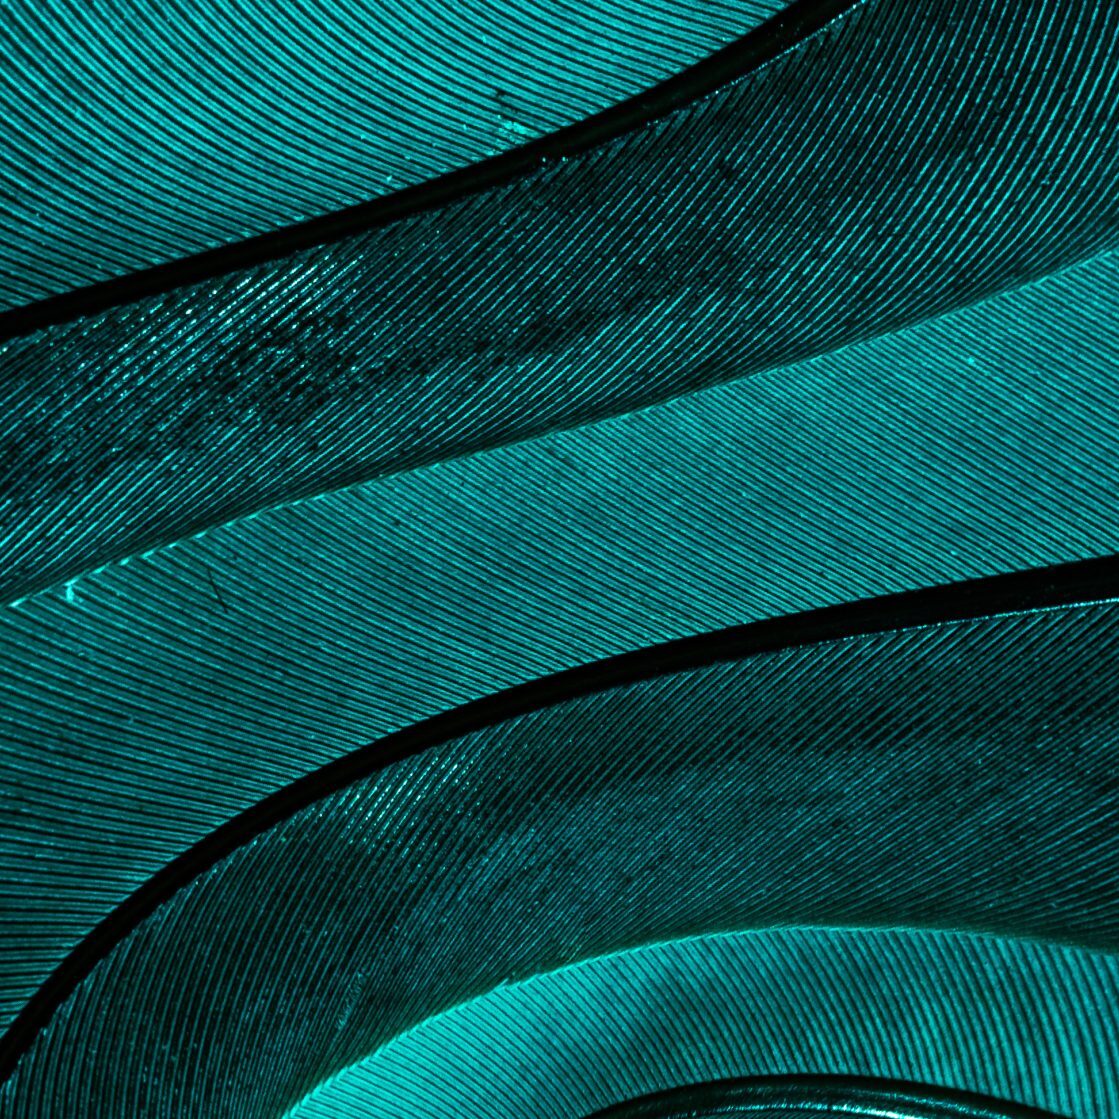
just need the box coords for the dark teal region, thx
[0,0,844,335]
[4,245,1119,1059]
[3,552,1115,1087]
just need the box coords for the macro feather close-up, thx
[1,0,1118,1116]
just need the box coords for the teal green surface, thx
[2,249,1119,1034]
[0,0,789,308]
[1,0,1118,1114]
[5,600,1119,1115]
[287,930,1117,1118]
[2,0,1117,602]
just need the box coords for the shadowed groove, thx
[589,1074,1060,1118]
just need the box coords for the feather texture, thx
[2,0,1118,601]
[6,602,1119,1114]
[0,0,790,308]
[1,0,1118,1115]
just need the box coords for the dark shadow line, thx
[586,1073,1062,1118]
[1,549,1118,1083]
[0,0,861,343]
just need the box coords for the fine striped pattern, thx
[2,249,1118,1034]
[0,0,790,309]
[2,0,1118,603]
[289,929,1117,1118]
[4,602,1119,1115]
[2,0,1119,1114]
